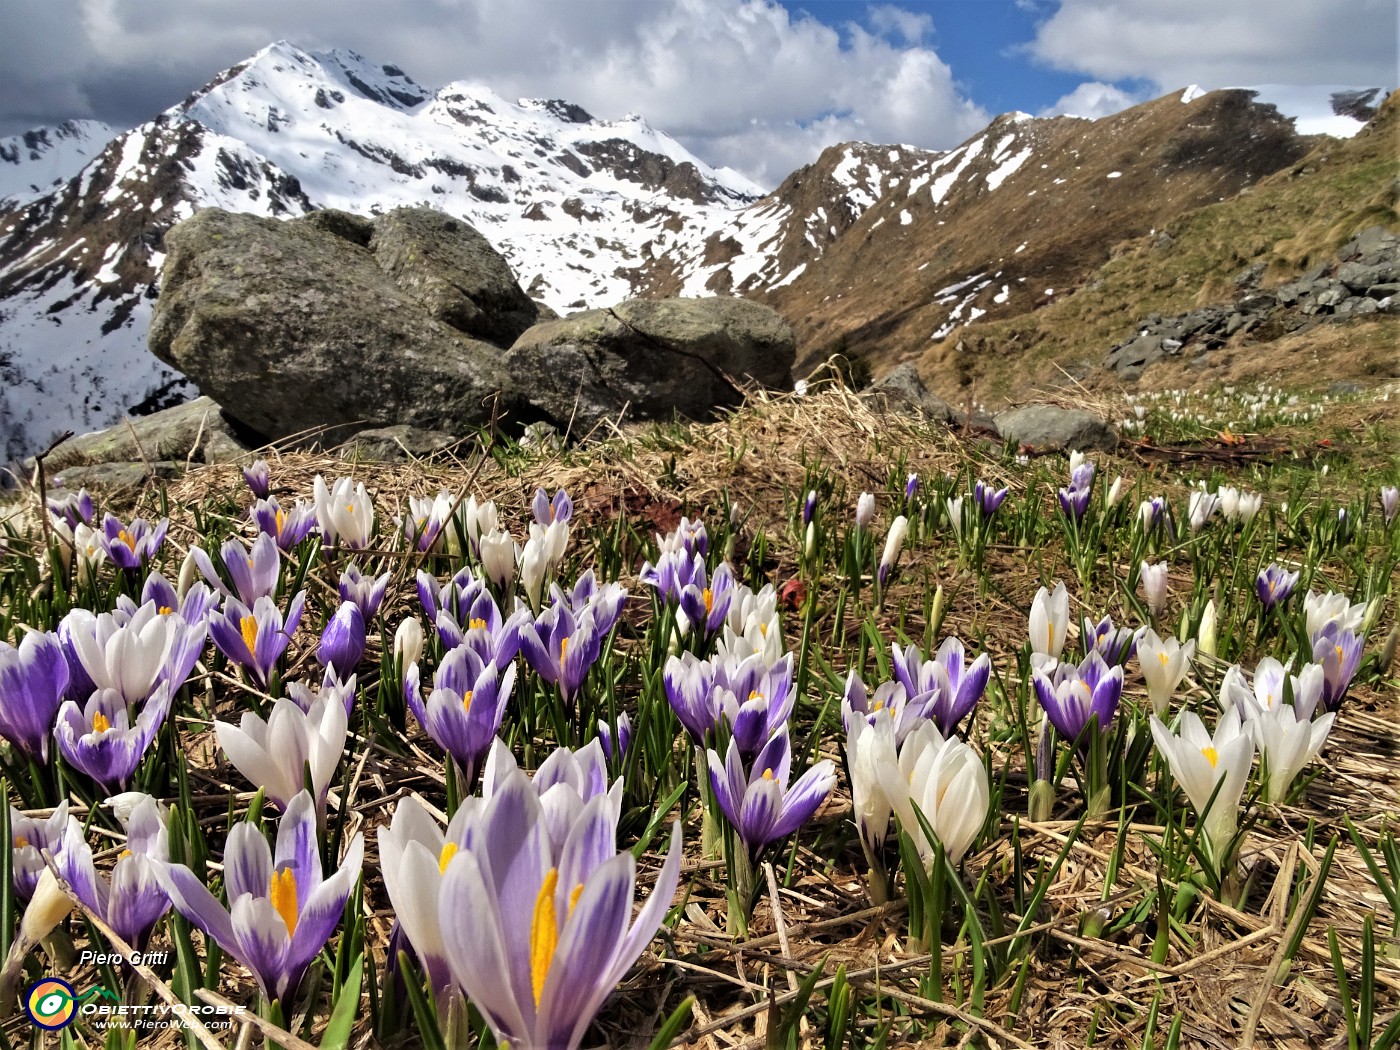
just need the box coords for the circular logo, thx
[24,979,77,1030]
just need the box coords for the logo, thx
[24,978,77,1030]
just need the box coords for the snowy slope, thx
[0,120,113,208]
[0,42,763,460]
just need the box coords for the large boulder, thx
[25,397,254,474]
[149,207,536,443]
[504,298,795,435]
[859,362,954,421]
[994,404,1118,452]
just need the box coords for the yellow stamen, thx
[12,835,29,850]
[274,508,286,535]
[119,849,132,860]
[240,615,260,657]
[530,868,560,1007]
[91,712,111,734]
[560,637,570,659]
[438,842,458,874]
[759,623,768,637]
[703,588,713,614]
[871,699,885,712]
[118,529,137,552]
[469,617,487,630]
[1158,651,1169,666]
[1046,623,1054,651]
[1201,747,1219,768]
[158,605,174,616]
[247,558,255,570]
[269,867,299,936]
[462,690,474,712]
[569,882,584,916]
[761,768,775,780]
[748,690,763,702]
[1335,645,1344,661]
[345,504,355,514]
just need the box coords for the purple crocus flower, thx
[59,794,170,948]
[904,474,920,502]
[116,571,220,627]
[639,548,705,604]
[708,729,835,863]
[0,632,70,760]
[1057,463,1095,523]
[9,801,70,898]
[973,480,1009,517]
[890,639,991,738]
[250,496,318,552]
[802,490,818,526]
[193,533,281,606]
[718,652,796,759]
[98,514,169,572]
[436,600,529,668]
[437,765,682,1050]
[841,674,927,745]
[47,489,94,529]
[159,790,364,1005]
[552,571,628,639]
[1383,486,1399,525]
[286,669,358,718]
[1312,623,1363,711]
[209,592,307,689]
[1080,615,1140,665]
[407,646,516,784]
[519,604,602,707]
[418,566,480,625]
[1139,496,1168,532]
[242,460,272,500]
[678,561,737,638]
[598,713,631,762]
[54,683,175,792]
[1256,563,1300,611]
[1032,651,1123,747]
[532,487,573,525]
[663,652,720,743]
[318,602,366,678]
[339,563,390,623]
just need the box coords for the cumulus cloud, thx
[1039,81,1143,119]
[0,0,990,188]
[1029,0,1397,92]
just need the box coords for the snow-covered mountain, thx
[0,41,766,459]
[0,119,113,209]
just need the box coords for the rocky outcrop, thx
[337,425,459,462]
[149,206,531,443]
[994,405,1118,452]
[1104,226,1400,379]
[504,298,795,436]
[860,363,955,422]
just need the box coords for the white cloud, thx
[1039,81,1143,119]
[1029,0,1397,91]
[0,0,991,188]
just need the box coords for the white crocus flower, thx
[945,496,965,540]
[1106,476,1126,509]
[1136,629,1195,716]
[844,715,899,859]
[1068,450,1086,472]
[1150,708,1254,862]
[1028,581,1070,664]
[1247,704,1334,804]
[1140,561,1170,620]
[64,603,175,704]
[1235,492,1262,523]
[880,515,910,580]
[1217,485,1241,521]
[856,492,876,530]
[394,617,425,672]
[1197,600,1218,659]
[881,723,989,867]
[314,475,375,549]
[215,693,347,813]
[1188,489,1219,532]
[477,527,516,590]
[717,584,784,667]
[1303,590,1367,639]
[518,533,550,610]
[72,522,107,586]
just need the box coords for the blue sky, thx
[0,0,1392,186]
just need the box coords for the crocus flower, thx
[1029,581,1070,664]
[456,496,500,558]
[9,802,70,898]
[878,515,909,587]
[1057,463,1095,522]
[1136,630,1195,716]
[598,714,631,762]
[855,492,875,530]
[407,646,516,784]
[718,653,796,759]
[339,563,390,623]
[1150,709,1254,862]
[61,602,206,705]
[842,674,927,746]
[663,652,720,743]
[1197,600,1218,659]
[1312,623,1363,711]
[1138,562,1171,620]
[242,460,272,500]
[1256,563,1300,611]
[1081,614,1139,665]
[0,631,70,760]
[216,692,348,811]
[395,617,425,678]
[54,683,175,792]
[640,549,704,605]
[251,496,318,551]
[160,791,364,1004]
[378,795,472,997]
[1383,486,1399,525]
[519,604,601,707]
[890,639,991,738]
[1188,489,1219,532]
[944,496,966,540]
[1304,590,1367,641]
[58,793,170,948]
[479,527,517,590]
[117,570,219,627]
[1139,497,1167,532]
[1247,702,1335,803]
[318,601,366,678]
[879,722,989,866]
[532,487,573,525]
[802,490,817,526]
[657,517,709,559]
[973,480,1008,517]
[553,571,628,639]
[1105,476,1126,509]
[904,474,920,502]
[48,488,95,529]
[845,714,898,862]
[708,729,835,863]
[314,475,375,549]
[192,532,282,606]
[98,514,169,572]
[677,561,737,638]
[209,592,307,689]
[1221,659,1324,723]
[285,670,358,719]
[1033,652,1123,747]
[437,766,681,1050]
[716,583,784,667]
[403,491,455,553]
